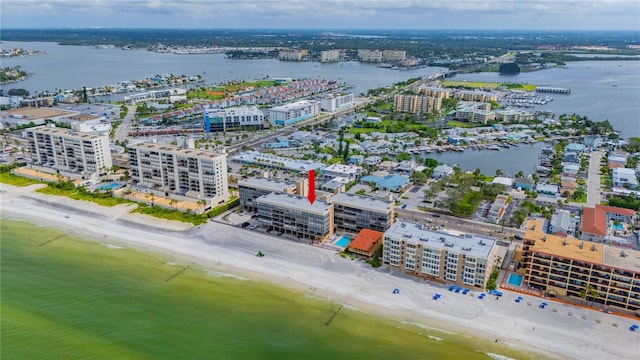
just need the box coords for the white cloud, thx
[1,0,638,29]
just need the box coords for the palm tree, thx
[580,285,599,306]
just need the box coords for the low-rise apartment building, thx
[128,142,229,204]
[322,163,363,181]
[203,106,265,132]
[522,219,640,312]
[25,125,112,183]
[332,192,394,233]
[238,178,297,212]
[266,100,319,126]
[318,93,355,112]
[383,221,498,288]
[256,192,334,242]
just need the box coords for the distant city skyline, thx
[2,0,639,31]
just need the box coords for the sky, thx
[1,0,639,31]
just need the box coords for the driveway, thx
[586,151,604,206]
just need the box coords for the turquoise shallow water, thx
[1,219,546,360]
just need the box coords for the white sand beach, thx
[2,183,639,360]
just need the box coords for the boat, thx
[612,84,618,87]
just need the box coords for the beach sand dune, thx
[2,183,638,360]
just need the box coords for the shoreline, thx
[2,183,638,360]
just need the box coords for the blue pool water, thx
[508,273,524,287]
[612,223,624,230]
[335,236,351,247]
[97,182,122,190]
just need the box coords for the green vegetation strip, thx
[36,184,132,207]
[2,219,545,360]
[0,172,42,186]
[132,204,208,226]
[441,81,537,91]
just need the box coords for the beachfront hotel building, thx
[256,192,334,242]
[238,178,297,212]
[203,106,265,132]
[331,192,395,233]
[25,125,112,183]
[383,221,498,288]
[265,100,319,126]
[128,142,229,204]
[521,219,640,312]
[394,94,442,115]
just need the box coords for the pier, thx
[535,87,571,94]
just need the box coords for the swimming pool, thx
[508,273,524,287]
[335,236,351,247]
[97,182,122,190]
[612,223,624,230]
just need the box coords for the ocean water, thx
[0,219,545,360]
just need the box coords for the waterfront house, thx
[492,177,514,187]
[562,163,580,175]
[535,184,559,196]
[514,177,534,191]
[583,135,603,149]
[566,143,586,153]
[432,165,454,180]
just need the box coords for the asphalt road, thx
[113,105,137,143]
[586,150,604,206]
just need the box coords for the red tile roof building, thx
[348,229,384,257]
[580,205,635,242]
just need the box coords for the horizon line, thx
[3,27,640,33]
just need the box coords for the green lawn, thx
[441,81,537,91]
[0,172,42,186]
[132,204,208,225]
[447,120,478,128]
